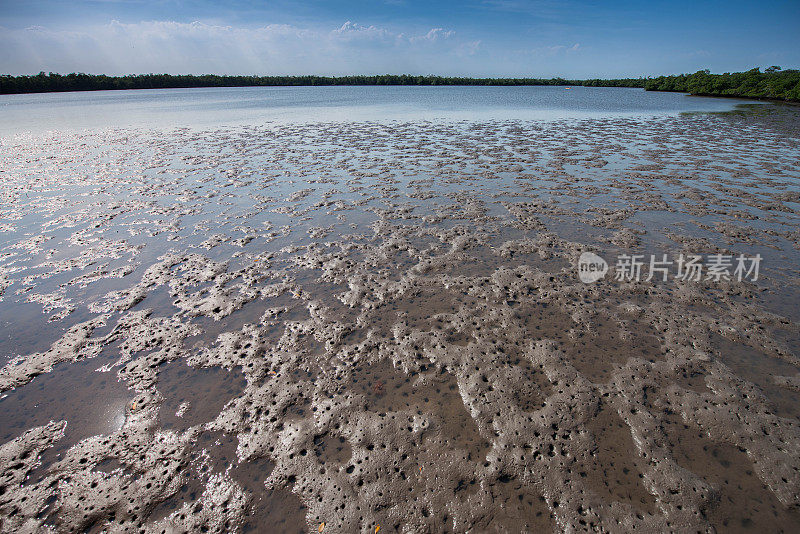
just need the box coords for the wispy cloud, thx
[0,0,797,78]
[527,42,582,56]
[332,21,391,41]
[457,40,482,56]
[408,28,455,43]
[0,19,465,75]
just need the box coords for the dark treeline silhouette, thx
[0,72,645,94]
[0,68,798,101]
[644,67,800,102]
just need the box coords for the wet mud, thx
[1,106,800,532]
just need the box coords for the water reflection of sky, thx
[0,85,764,138]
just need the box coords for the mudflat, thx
[1,103,800,532]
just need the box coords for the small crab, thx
[371,380,385,395]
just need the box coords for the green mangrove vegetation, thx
[0,73,646,94]
[644,67,800,102]
[0,68,798,101]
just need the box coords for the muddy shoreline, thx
[2,108,800,532]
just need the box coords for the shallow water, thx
[1,89,799,533]
[0,85,759,136]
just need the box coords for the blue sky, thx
[0,0,798,77]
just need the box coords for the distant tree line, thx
[644,67,800,102]
[0,72,646,94]
[0,68,797,101]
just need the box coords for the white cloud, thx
[527,42,582,56]
[0,20,466,75]
[412,28,456,43]
[332,21,390,41]
[457,40,482,56]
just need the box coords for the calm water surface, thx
[0,85,759,137]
